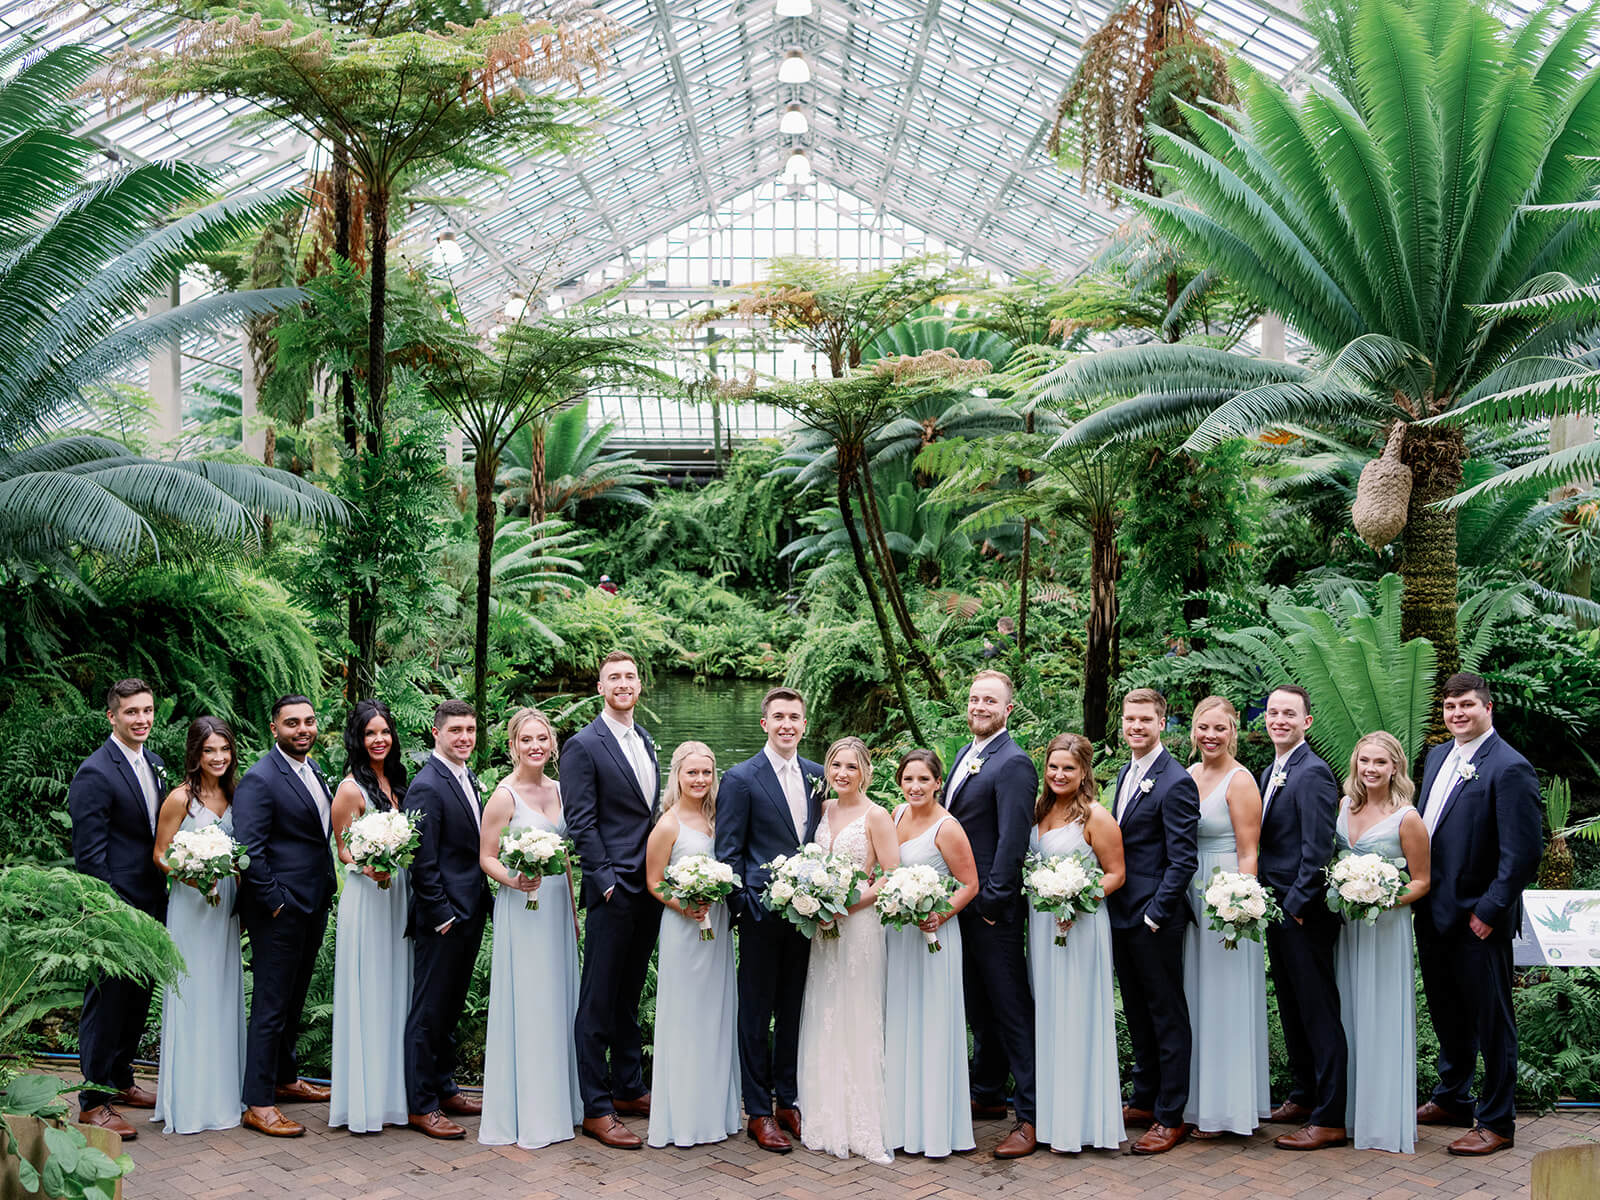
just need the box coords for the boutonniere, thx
[966,756,986,779]
[1456,760,1478,782]
[807,774,827,802]
[1269,768,1288,791]
[1138,778,1155,794]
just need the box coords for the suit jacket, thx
[714,750,824,922]
[232,746,338,919]
[1257,740,1340,924]
[1105,747,1200,931]
[943,730,1038,923]
[68,738,168,919]
[562,715,661,909]
[1414,731,1542,939]
[405,756,492,936]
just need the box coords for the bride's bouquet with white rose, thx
[1324,851,1409,924]
[1202,867,1281,949]
[165,824,250,907]
[875,864,958,952]
[1023,851,1106,946]
[759,844,867,940]
[344,809,422,888]
[655,854,741,940]
[499,825,574,910]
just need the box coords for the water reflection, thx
[642,675,826,769]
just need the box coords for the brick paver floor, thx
[105,1079,1598,1200]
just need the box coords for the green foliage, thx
[499,401,654,520]
[0,1071,135,1199]
[1516,968,1600,1109]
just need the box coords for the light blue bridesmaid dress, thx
[330,781,413,1132]
[647,821,742,1148]
[478,789,582,1149]
[1335,802,1416,1153]
[883,810,974,1158]
[1181,765,1271,1135]
[1028,820,1125,1152]
[153,804,245,1134]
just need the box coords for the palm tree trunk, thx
[366,185,389,456]
[1084,511,1121,742]
[854,461,949,703]
[333,141,358,455]
[1399,422,1464,699]
[839,461,927,744]
[529,421,548,524]
[473,447,498,758]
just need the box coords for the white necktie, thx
[458,767,482,829]
[779,760,807,840]
[1117,762,1145,821]
[133,752,157,833]
[1423,748,1461,839]
[622,728,655,803]
[1262,757,1287,816]
[948,744,978,801]
[299,761,329,835]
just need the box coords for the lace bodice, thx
[818,807,871,868]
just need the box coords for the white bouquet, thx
[1202,868,1281,949]
[759,843,867,940]
[875,864,958,953]
[343,809,421,888]
[498,825,574,910]
[1023,851,1106,946]
[165,825,250,907]
[655,854,741,940]
[1325,850,1409,924]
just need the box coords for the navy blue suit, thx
[69,738,167,1111]
[1257,741,1347,1126]
[715,749,823,1115]
[403,755,492,1115]
[943,730,1038,1124]
[232,746,337,1106]
[1414,731,1542,1137]
[1107,747,1199,1128]
[562,715,662,1118]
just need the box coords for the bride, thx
[796,736,901,1164]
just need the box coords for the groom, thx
[70,678,167,1139]
[565,651,662,1150]
[1414,673,1541,1156]
[943,670,1039,1159]
[715,686,823,1153]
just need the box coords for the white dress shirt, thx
[602,710,657,802]
[1423,727,1493,839]
[1115,746,1164,822]
[432,750,480,830]
[947,729,1005,802]
[764,744,809,840]
[1261,744,1299,817]
[111,734,159,833]
[278,744,330,835]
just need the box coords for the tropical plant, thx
[0,40,338,570]
[498,400,654,522]
[1038,0,1600,682]
[1515,968,1600,1109]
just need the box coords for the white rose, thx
[792,893,821,916]
[771,880,795,903]
[1241,894,1267,919]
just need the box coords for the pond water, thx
[640,675,827,772]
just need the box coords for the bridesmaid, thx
[645,742,742,1148]
[1028,733,1126,1154]
[477,707,582,1149]
[1336,731,1430,1153]
[330,700,413,1133]
[1181,696,1271,1139]
[152,717,245,1134]
[884,749,979,1159]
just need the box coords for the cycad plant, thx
[1039,0,1600,679]
[0,41,337,567]
[498,400,653,523]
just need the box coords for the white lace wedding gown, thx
[795,808,892,1165]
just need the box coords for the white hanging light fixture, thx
[783,148,813,183]
[503,294,527,319]
[778,50,811,84]
[779,104,810,135]
[776,0,814,16]
[431,230,465,267]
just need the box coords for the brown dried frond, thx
[871,348,991,384]
[300,168,369,277]
[716,369,759,399]
[474,8,625,103]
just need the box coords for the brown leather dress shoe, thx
[1448,1126,1513,1156]
[440,1093,483,1116]
[582,1113,643,1149]
[612,1092,651,1117]
[1417,1100,1476,1127]
[111,1084,157,1110]
[1274,1124,1349,1151]
[408,1110,466,1140]
[80,1105,137,1139]
[243,1107,306,1138]
[971,1100,1009,1120]
[1121,1104,1155,1128]
[774,1106,802,1139]
[1268,1100,1312,1124]
[993,1121,1037,1159]
[747,1114,793,1153]
[276,1079,332,1103]
[1132,1123,1192,1155]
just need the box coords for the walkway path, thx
[114,1091,1597,1200]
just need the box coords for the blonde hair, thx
[661,741,719,830]
[824,736,874,790]
[1189,695,1240,759]
[1344,731,1416,813]
[970,669,1014,702]
[506,707,557,767]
